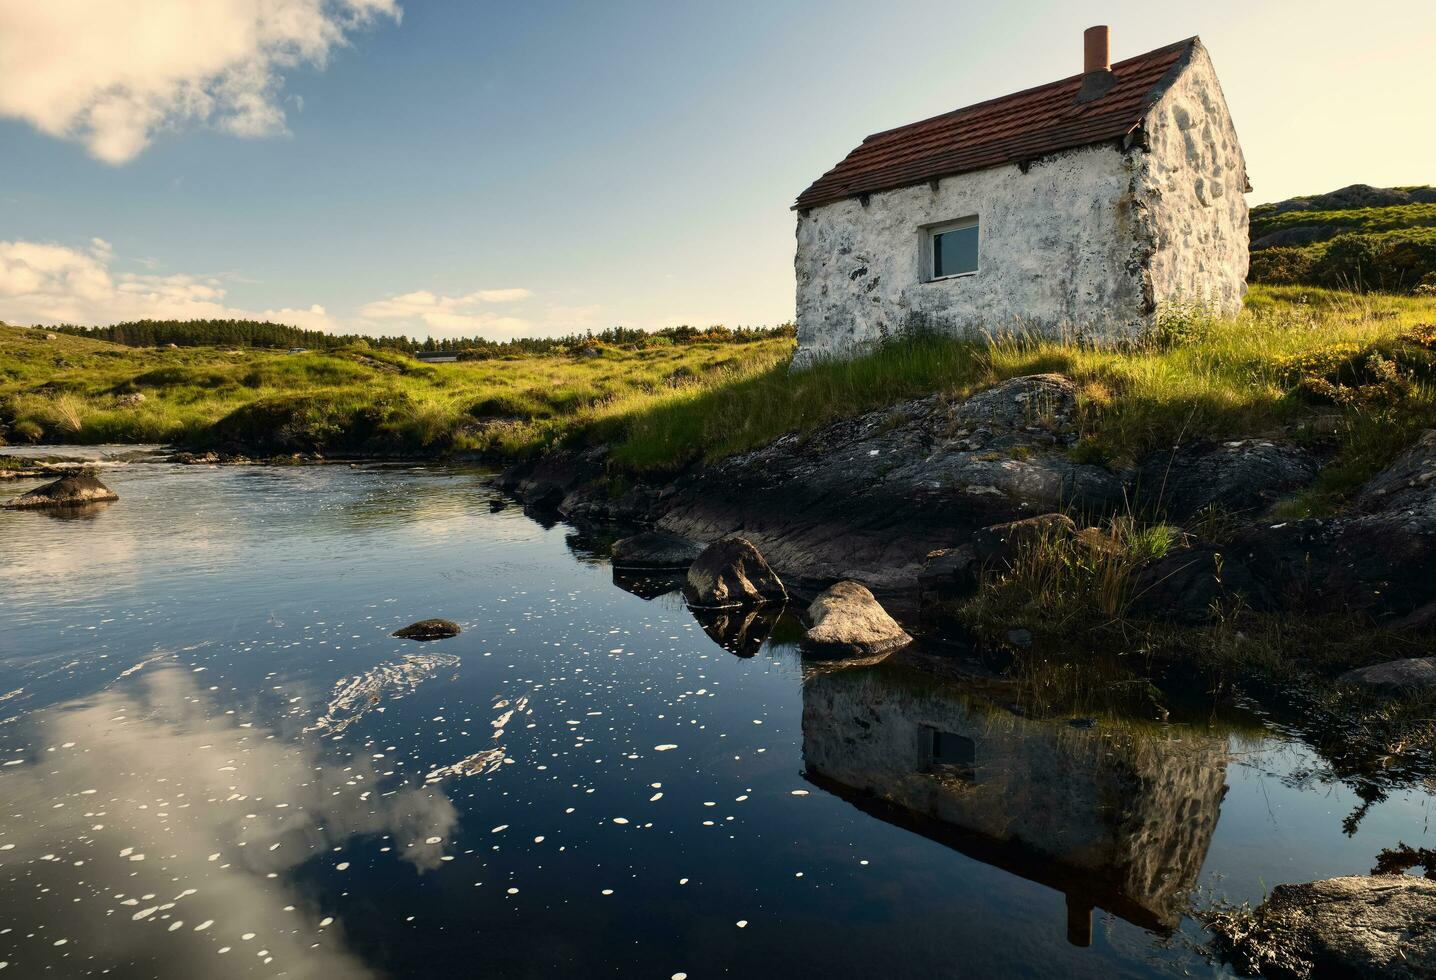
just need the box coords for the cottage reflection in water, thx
[800,664,1229,946]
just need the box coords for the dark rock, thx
[1128,544,1269,623]
[972,513,1077,568]
[497,448,608,511]
[801,580,912,661]
[1229,431,1436,619]
[611,531,704,571]
[1355,429,1436,517]
[1005,628,1033,648]
[1210,875,1436,979]
[656,375,1124,590]
[1136,440,1318,522]
[683,537,787,609]
[392,619,461,641]
[3,472,119,509]
[1339,658,1436,695]
[918,544,979,606]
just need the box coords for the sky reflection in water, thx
[1,458,1433,978]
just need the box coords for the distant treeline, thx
[1249,185,1436,294]
[48,319,796,356]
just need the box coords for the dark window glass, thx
[933,223,979,278]
[930,730,975,766]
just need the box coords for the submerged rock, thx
[611,531,704,571]
[683,537,786,609]
[1210,875,1436,979]
[1339,657,1436,695]
[392,619,462,641]
[2,472,118,509]
[801,580,912,662]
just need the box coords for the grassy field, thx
[4,285,1435,513]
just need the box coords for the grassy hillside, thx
[1249,184,1436,293]
[4,286,1436,513]
[0,327,795,458]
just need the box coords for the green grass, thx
[1248,188,1436,292]
[0,328,794,458]
[4,286,1435,510]
[1249,201,1436,240]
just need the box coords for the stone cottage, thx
[792,27,1249,368]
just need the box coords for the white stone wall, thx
[793,143,1148,368]
[1136,42,1249,319]
[792,42,1250,367]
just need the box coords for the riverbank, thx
[7,285,1436,693]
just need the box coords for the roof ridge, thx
[794,36,1201,211]
[859,37,1197,145]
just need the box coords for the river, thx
[1,449,1431,978]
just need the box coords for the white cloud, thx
[0,236,342,330]
[0,0,400,164]
[359,288,535,336]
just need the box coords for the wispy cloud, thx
[358,288,534,336]
[0,0,401,164]
[0,236,339,331]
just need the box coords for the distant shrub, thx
[1250,229,1436,293]
[1249,246,1320,286]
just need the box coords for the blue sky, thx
[1,0,1431,338]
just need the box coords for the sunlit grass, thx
[3,286,1434,508]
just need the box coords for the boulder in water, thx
[2,472,118,509]
[611,531,704,571]
[1209,874,1436,979]
[801,580,912,662]
[392,619,461,641]
[683,537,786,609]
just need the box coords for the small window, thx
[929,219,979,279]
[929,730,975,767]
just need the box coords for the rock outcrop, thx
[1232,430,1436,619]
[1339,658,1436,695]
[656,375,1124,589]
[1127,543,1270,623]
[392,619,461,641]
[2,472,119,509]
[683,537,787,609]
[971,513,1077,568]
[801,581,912,662]
[1136,440,1318,522]
[1210,875,1436,979]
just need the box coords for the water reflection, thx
[801,663,1229,944]
[690,606,786,659]
[0,662,457,977]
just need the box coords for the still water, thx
[1,451,1432,978]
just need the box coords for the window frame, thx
[922,216,981,282]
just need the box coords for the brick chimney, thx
[1076,25,1116,103]
[1084,25,1111,74]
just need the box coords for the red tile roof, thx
[794,38,1197,210]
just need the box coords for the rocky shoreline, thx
[496,372,1436,636]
